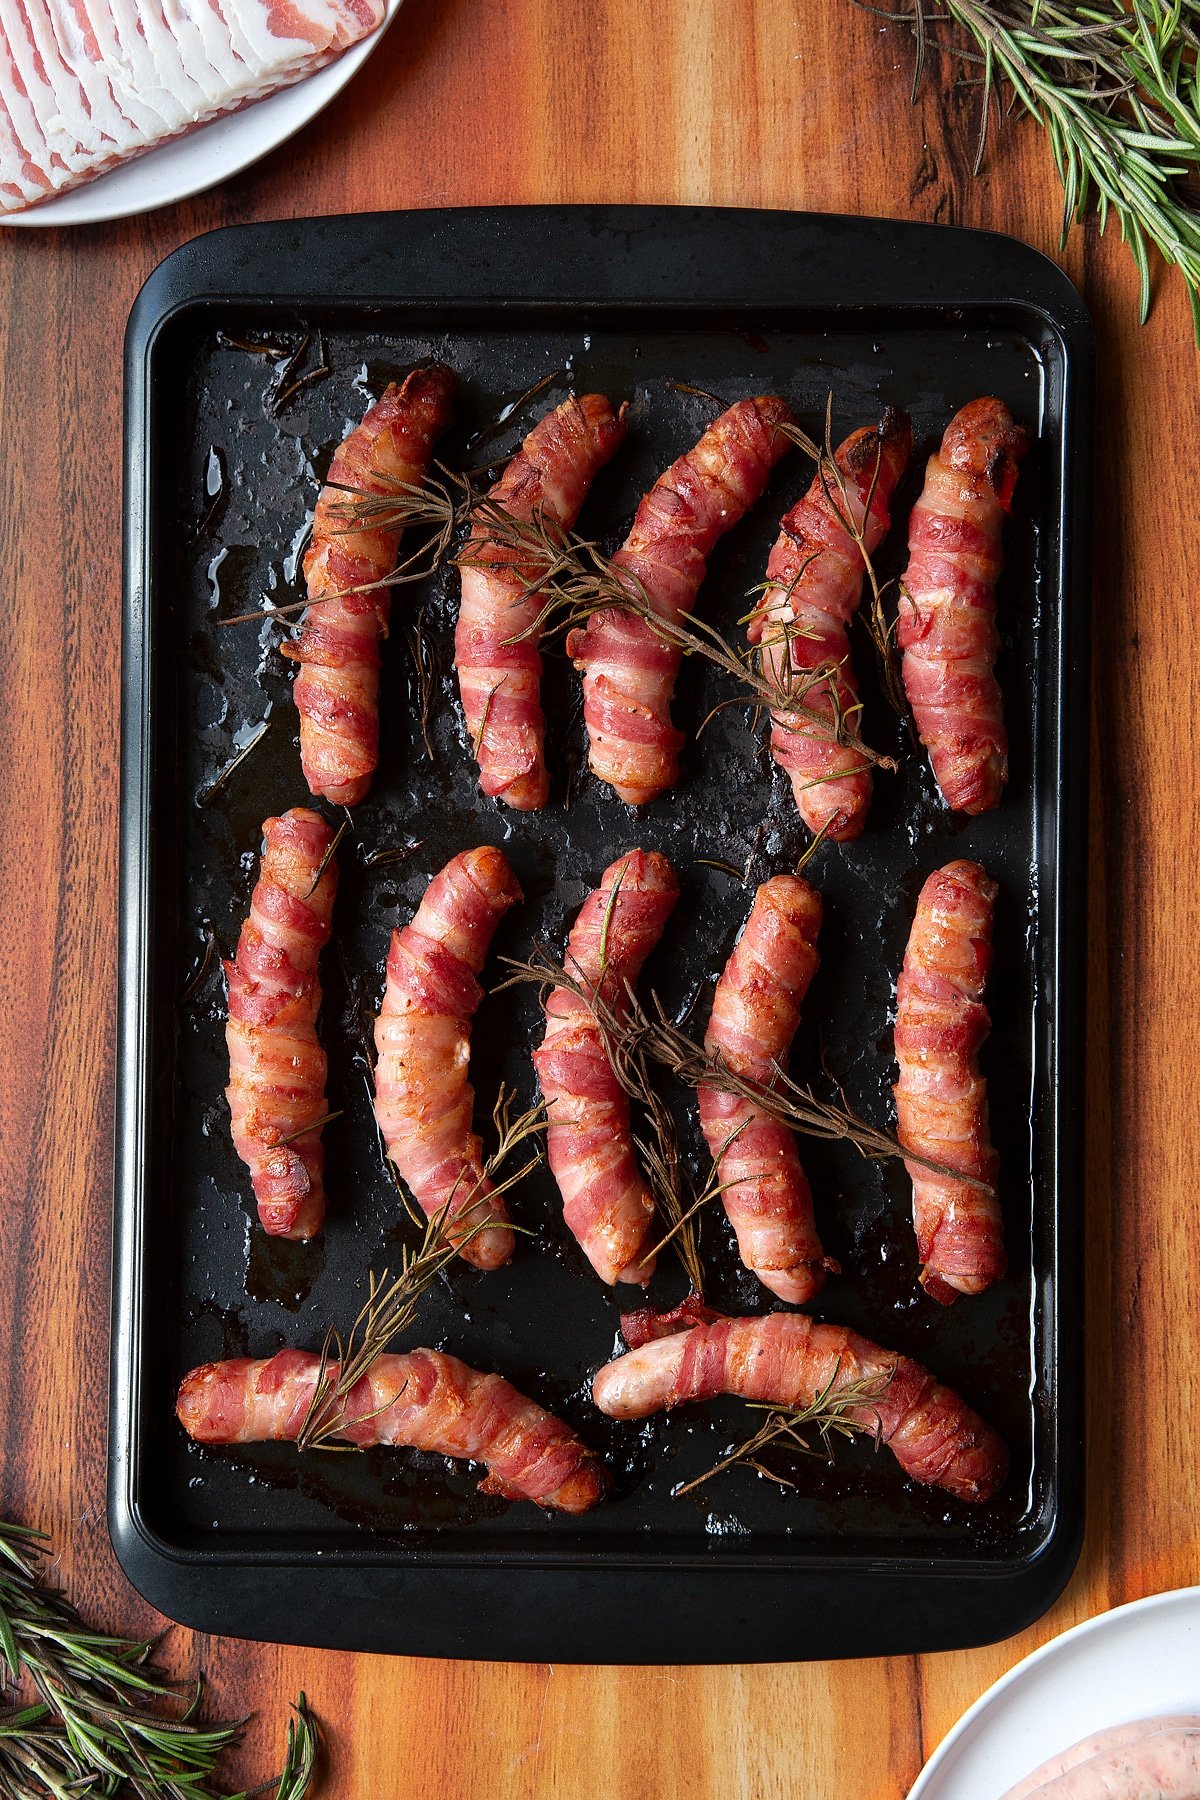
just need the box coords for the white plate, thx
[909,1586,1200,1799]
[1,0,402,228]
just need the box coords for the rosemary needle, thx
[674,1367,894,1499]
[0,1517,321,1798]
[863,0,1200,338]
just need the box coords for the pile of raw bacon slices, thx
[178,368,1029,1519]
[0,0,385,214]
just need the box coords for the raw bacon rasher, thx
[898,397,1029,814]
[0,0,387,215]
[894,859,1005,1303]
[373,847,521,1271]
[568,395,793,806]
[698,875,837,1305]
[593,1309,1008,1503]
[533,849,678,1285]
[748,409,912,841]
[287,368,456,807]
[178,1348,607,1513]
[455,393,627,811]
[224,808,337,1242]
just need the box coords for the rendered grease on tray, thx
[165,319,1048,1555]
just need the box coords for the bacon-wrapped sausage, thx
[455,394,627,810]
[568,396,793,806]
[532,850,678,1285]
[178,1348,607,1514]
[898,396,1029,814]
[894,859,1005,1303]
[225,808,337,1241]
[593,1309,1007,1503]
[698,875,836,1304]
[373,847,522,1270]
[286,367,457,807]
[748,409,912,840]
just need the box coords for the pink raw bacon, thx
[0,0,386,213]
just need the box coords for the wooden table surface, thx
[2,2,1196,1795]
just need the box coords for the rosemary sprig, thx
[501,941,708,1295]
[324,458,895,769]
[640,1124,747,1266]
[673,1365,894,1497]
[265,1695,319,1800]
[644,1010,995,1195]
[506,540,897,771]
[776,399,907,717]
[296,1206,489,1451]
[298,1089,545,1449]
[866,0,1200,338]
[0,1518,320,1798]
[502,947,995,1199]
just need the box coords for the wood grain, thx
[1,2,1196,1795]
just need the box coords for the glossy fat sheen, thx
[533,849,679,1284]
[592,1310,1008,1502]
[568,395,793,805]
[898,395,1029,815]
[224,808,337,1240]
[176,1348,608,1513]
[894,858,1005,1303]
[373,846,522,1269]
[455,394,627,810]
[748,409,912,840]
[698,875,836,1303]
[289,367,456,806]
[1002,1720,1200,1800]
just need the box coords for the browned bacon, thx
[748,410,911,840]
[178,1348,607,1513]
[224,808,337,1241]
[898,397,1029,814]
[594,1310,1007,1503]
[533,850,678,1284]
[894,859,1005,1303]
[373,847,521,1270]
[698,875,836,1303]
[455,394,627,810]
[286,368,456,807]
[568,396,793,806]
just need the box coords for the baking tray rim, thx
[112,204,1091,1659]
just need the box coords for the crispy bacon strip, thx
[286,367,457,807]
[373,847,522,1270]
[455,394,627,810]
[532,850,679,1284]
[698,875,837,1304]
[748,409,912,840]
[224,808,337,1241]
[568,395,793,806]
[894,859,1005,1303]
[898,396,1029,814]
[177,1348,607,1514]
[594,1309,1007,1503]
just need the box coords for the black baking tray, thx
[113,205,1092,1662]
